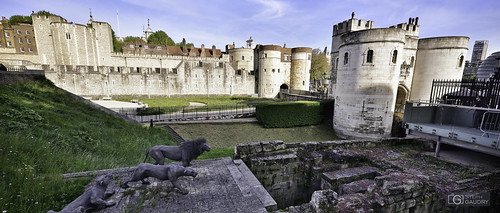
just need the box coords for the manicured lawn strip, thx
[116,96,276,108]
[169,123,340,149]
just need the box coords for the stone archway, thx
[280,84,289,90]
[392,85,409,137]
[395,85,408,112]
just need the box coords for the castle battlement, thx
[333,12,374,36]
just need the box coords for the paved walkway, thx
[91,100,145,110]
[71,158,277,213]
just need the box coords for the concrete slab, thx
[91,100,145,110]
[62,157,274,213]
[322,166,381,186]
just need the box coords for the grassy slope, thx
[0,78,176,212]
[170,123,340,148]
[116,96,275,108]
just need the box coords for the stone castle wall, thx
[0,14,311,98]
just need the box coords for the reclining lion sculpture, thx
[48,175,116,213]
[121,163,198,194]
[143,137,210,166]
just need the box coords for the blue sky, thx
[1,0,499,59]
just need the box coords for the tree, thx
[8,15,32,25]
[147,30,175,46]
[111,30,123,52]
[123,36,141,43]
[175,42,193,48]
[9,11,56,25]
[310,48,330,82]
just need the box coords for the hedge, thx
[256,101,322,128]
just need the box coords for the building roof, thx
[476,51,500,80]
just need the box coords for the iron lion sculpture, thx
[48,175,116,213]
[121,163,198,194]
[143,138,211,166]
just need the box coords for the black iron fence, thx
[430,79,500,108]
[118,102,270,123]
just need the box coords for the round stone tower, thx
[333,28,406,139]
[410,36,469,101]
[257,45,283,98]
[227,48,254,73]
[290,47,312,91]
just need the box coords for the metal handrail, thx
[480,111,500,137]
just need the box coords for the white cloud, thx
[250,0,289,20]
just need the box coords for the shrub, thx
[256,101,322,128]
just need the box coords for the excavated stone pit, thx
[234,138,500,212]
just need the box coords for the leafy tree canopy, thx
[8,11,57,25]
[175,42,193,48]
[8,15,32,25]
[123,36,141,43]
[111,30,123,53]
[310,48,330,81]
[147,30,175,46]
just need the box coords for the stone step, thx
[321,166,381,190]
[338,179,376,195]
[162,124,185,143]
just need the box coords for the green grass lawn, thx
[0,78,177,212]
[169,123,340,148]
[116,96,276,108]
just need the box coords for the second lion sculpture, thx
[143,138,210,166]
[121,163,198,194]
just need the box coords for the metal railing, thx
[118,102,267,123]
[480,111,500,136]
[430,79,500,108]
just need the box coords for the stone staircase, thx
[161,124,185,143]
[320,165,381,195]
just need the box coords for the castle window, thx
[344,52,349,65]
[242,56,245,60]
[264,69,267,72]
[157,46,162,50]
[308,54,311,60]
[20,47,25,52]
[218,62,223,67]
[27,38,32,44]
[26,30,30,35]
[410,56,415,67]
[236,70,242,75]
[5,32,10,37]
[278,69,280,73]
[155,68,161,73]
[136,67,140,73]
[392,50,398,63]
[18,38,23,44]
[198,61,203,67]
[336,58,339,69]
[459,56,464,67]
[7,41,12,47]
[264,53,267,58]
[144,45,149,49]
[367,50,373,63]
[66,33,71,39]
[159,80,163,88]
[172,68,177,74]
[17,30,21,34]
[129,44,134,48]
[358,20,362,26]
[29,47,33,52]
